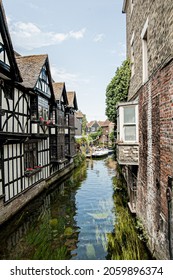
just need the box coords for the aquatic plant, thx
[64,227,74,236]
[106,165,151,260]
[74,152,86,168]
[86,243,96,259]
[87,212,109,220]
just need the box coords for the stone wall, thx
[117,143,139,165]
[125,0,173,100]
[0,162,75,225]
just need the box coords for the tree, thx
[105,59,131,123]
[89,127,103,141]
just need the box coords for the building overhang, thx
[117,100,138,109]
[116,143,139,166]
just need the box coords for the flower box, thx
[24,167,42,177]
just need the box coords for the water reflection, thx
[0,158,151,260]
[72,159,115,259]
[0,166,87,260]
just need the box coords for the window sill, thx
[51,158,68,164]
[31,133,48,139]
[24,167,42,177]
[116,142,139,146]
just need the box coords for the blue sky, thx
[3,0,126,121]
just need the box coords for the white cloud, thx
[93,33,105,43]
[9,20,86,50]
[51,67,78,85]
[51,66,90,90]
[69,29,86,39]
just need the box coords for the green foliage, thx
[105,59,131,123]
[75,135,88,145]
[109,131,115,144]
[89,127,103,141]
[74,152,86,168]
[135,219,148,242]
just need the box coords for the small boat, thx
[91,148,109,158]
[107,149,114,155]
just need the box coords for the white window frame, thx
[117,102,138,143]
[91,127,95,132]
[130,32,135,77]
[131,0,134,15]
[141,18,149,83]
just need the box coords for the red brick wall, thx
[137,59,173,259]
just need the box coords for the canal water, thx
[0,157,151,260]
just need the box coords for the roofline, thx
[0,2,22,82]
[122,0,127,13]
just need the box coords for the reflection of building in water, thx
[0,178,80,259]
[1,190,52,257]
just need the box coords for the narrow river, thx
[0,157,151,260]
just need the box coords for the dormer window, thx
[0,40,9,66]
[36,66,51,98]
[42,68,47,81]
[38,96,49,121]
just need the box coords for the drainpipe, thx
[167,176,173,259]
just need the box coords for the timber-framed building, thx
[0,1,78,224]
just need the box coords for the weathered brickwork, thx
[117,144,139,165]
[137,60,173,259]
[123,0,173,259]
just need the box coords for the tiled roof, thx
[67,91,78,110]
[75,110,84,118]
[98,121,105,126]
[53,82,64,100]
[86,121,96,127]
[98,119,113,127]
[16,54,48,88]
[87,119,114,128]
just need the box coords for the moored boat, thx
[91,148,109,158]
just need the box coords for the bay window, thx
[124,106,136,141]
[117,102,138,143]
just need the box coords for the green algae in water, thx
[87,212,109,220]
[86,244,96,259]
[49,218,58,228]
[106,173,151,260]
[64,227,74,236]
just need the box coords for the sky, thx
[3,0,126,122]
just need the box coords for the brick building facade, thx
[117,0,173,259]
